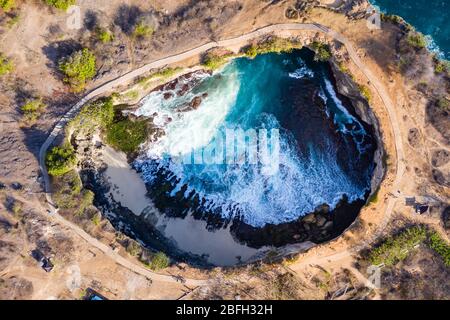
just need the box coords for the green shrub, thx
[428,232,450,267]
[368,226,427,266]
[53,170,82,209]
[96,28,114,43]
[0,53,13,76]
[46,145,77,176]
[67,97,114,133]
[106,119,147,154]
[434,59,449,74]
[367,188,379,204]
[311,41,332,62]
[406,32,427,49]
[0,0,15,12]
[358,84,372,102]
[243,45,258,59]
[145,252,170,271]
[243,37,301,58]
[59,48,96,92]
[138,67,183,86]
[44,0,75,10]
[202,52,233,70]
[437,98,449,111]
[126,240,142,257]
[132,21,154,39]
[6,13,20,28]
[77,189,94,215]
[20,98,47,124]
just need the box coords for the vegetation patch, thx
[44,0,75,10]
[52,170,94,215]
[358,84,372,102]
[0,0,15,12]
[106,118,148,154]
[46,144,77,176]
[406,31,427,50]
[137,67,183,86]
[428,231,450,267]
[310,41,332,62]
[243,37,302,58]
[20,98,46,125]
[132,20,154,39]
[96,28,114,43]
[143,252,170,271]
[436,97,449,111]
[367,226,450,267]
[59,48,96,92]
[0,53,13,76]
[67,97,114,134]
[202,51,234,70]
[433,58,450,75]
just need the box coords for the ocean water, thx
[371,0,449,59]
[134,49,375,228]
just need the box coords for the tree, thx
[59,48,96,92]
[46,145,77,176]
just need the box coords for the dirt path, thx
[38,23,405,286]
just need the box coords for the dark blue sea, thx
[371,0,450,59]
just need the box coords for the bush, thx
[59,48,96,92]
[406,32,427,49]
[53,170,82,209]
[243,37,301,58]
[106,119,147,154]
[428,232,450,267]
[46,145,77,176]
[0,53,13,76]
[434,59,449,75]
[202,52,233,70]
[138,67,183,87]
[126,240,142,257]
[0,0,15,12]
[20,98,46,124]
[146,252,170,271]
[44,0,75,10]
[437,98,449,111]
[77,189,94,215]
[68,97,114,134]
[132,20,154,39]
[311,41,332,62]
[368,226,427,266]
[358,84,372,102]
[96,28,114,43]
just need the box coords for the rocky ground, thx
[0,0,449,300]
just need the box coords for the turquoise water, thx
[371,0,450,59]
[134,49,375,228]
